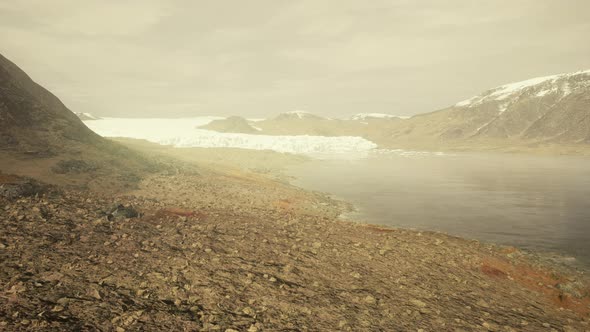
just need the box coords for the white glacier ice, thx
[83,117,378,156]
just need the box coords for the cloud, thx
[0,0,589,118]
[0,0,172,36]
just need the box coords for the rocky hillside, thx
[0,53,161,191]
[0,54,103,152]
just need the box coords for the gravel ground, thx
[1,168,589,331]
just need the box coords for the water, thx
[288,151,590,266]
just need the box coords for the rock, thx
[51,305,64,312]
[0,176,48,200]
[242,307,255,317]
[106,204,139,220]
[56,298,70,305]
[88,289,101,300]
[410,299,427,308]
[364,295,376,304]
[476,299,490,308]
[556,281,586,298]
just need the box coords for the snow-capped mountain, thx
[380,69,590,148]
[455,70,590,113]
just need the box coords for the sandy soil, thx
[1,145,590,331]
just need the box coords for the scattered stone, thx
[88,288,101,300]
[106,204,139,220]
[410,299,427,308]
[476,299,490,308]
[51,305,64,313]
[0,176,48,199]
[242,307,255,317]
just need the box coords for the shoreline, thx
[2,141,589,330]
[286,151,590,272]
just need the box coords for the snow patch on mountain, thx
[349,113,408,120]
[285,110,311,119]
[83,117,377,156]
[279,110,327,119]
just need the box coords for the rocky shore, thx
[1,154,590,331]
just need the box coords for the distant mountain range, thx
[201,70,590,153]
[3,49,587,156]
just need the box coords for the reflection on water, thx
[288,151,590,266]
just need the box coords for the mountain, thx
[0,53,160,191]
[380,70,590,150]
[0,54,103,153]
[199,116,261,134]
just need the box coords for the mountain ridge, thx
[199,69,590,153]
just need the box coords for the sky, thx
[1,0,589,118]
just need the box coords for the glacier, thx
[83,117,378,156]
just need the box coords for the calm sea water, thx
[288,151,590,266]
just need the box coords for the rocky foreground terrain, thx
[2,161,590,331]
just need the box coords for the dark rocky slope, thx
[0,53,162,191]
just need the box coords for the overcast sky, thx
[1,1,589,118]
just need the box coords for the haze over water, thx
[288,152,590,266]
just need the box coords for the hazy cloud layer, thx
[1,0,589,118]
